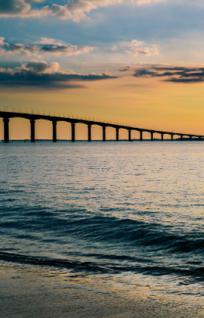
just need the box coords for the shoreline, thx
[0,263,203,318]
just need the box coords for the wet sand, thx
[0,264,203,318]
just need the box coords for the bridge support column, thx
[3,117,10,143]
[140,131,143,141]
[180,135,183,141]
[171,134,174,141]
[88,124,92,142]
[116,127,119,141]
[52,120,57,142]
[102,126,106,141]
[128,129,132,142]
[151,132,154,141]
[71,122,76,142]
[161,133,164,141]
[30,119,36,143]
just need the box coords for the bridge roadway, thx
[0,111,203,143]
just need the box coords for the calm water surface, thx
[0,142,203,298]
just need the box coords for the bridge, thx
[0,110,204,143]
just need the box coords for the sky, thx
[1,0,204,139]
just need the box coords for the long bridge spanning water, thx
[0,110,204,143]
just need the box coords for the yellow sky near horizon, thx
[1,76,204,140]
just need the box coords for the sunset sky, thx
[1,0,204,139]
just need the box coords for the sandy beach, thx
[0,264,203,318]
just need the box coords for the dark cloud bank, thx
[1,61,203,89]
[134,65,204,83]
[0,61,115,88]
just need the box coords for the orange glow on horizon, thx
[1,76,204,140]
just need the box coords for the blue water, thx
[0,142,203,297]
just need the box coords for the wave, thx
[0,205,203,284]
[0,206,204,254]
[0,251,203,282]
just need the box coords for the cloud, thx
[134,65,204,83]
[0,0,166,20]
[0,37,94,57]
[128,40,159,56]
[48,0,165,21]
[0,0,31,15]
[0,37,4,45]
[112,39,159,57]
[0,0,43,16]
[0,61,116,88]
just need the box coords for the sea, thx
[0,141,203,299]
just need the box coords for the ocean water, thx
[0,142,203,298]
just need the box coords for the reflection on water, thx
[0,141,203,298]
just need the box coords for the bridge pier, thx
[171,134,174,141]
[116,127,119,141]
[102,126,106,141]
[3,117,10,143]
[151,132,154,141]
[161,133,164,141]
[30,119,36,143]
[180,135,183,140]
[71,122,76,142]
[88,124,92,142]
[52,120,57,142]
[128,129,132,142]
[140,131,143,141]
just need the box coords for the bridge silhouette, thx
[0,110,204,143]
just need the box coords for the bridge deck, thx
[0,110,203,142]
